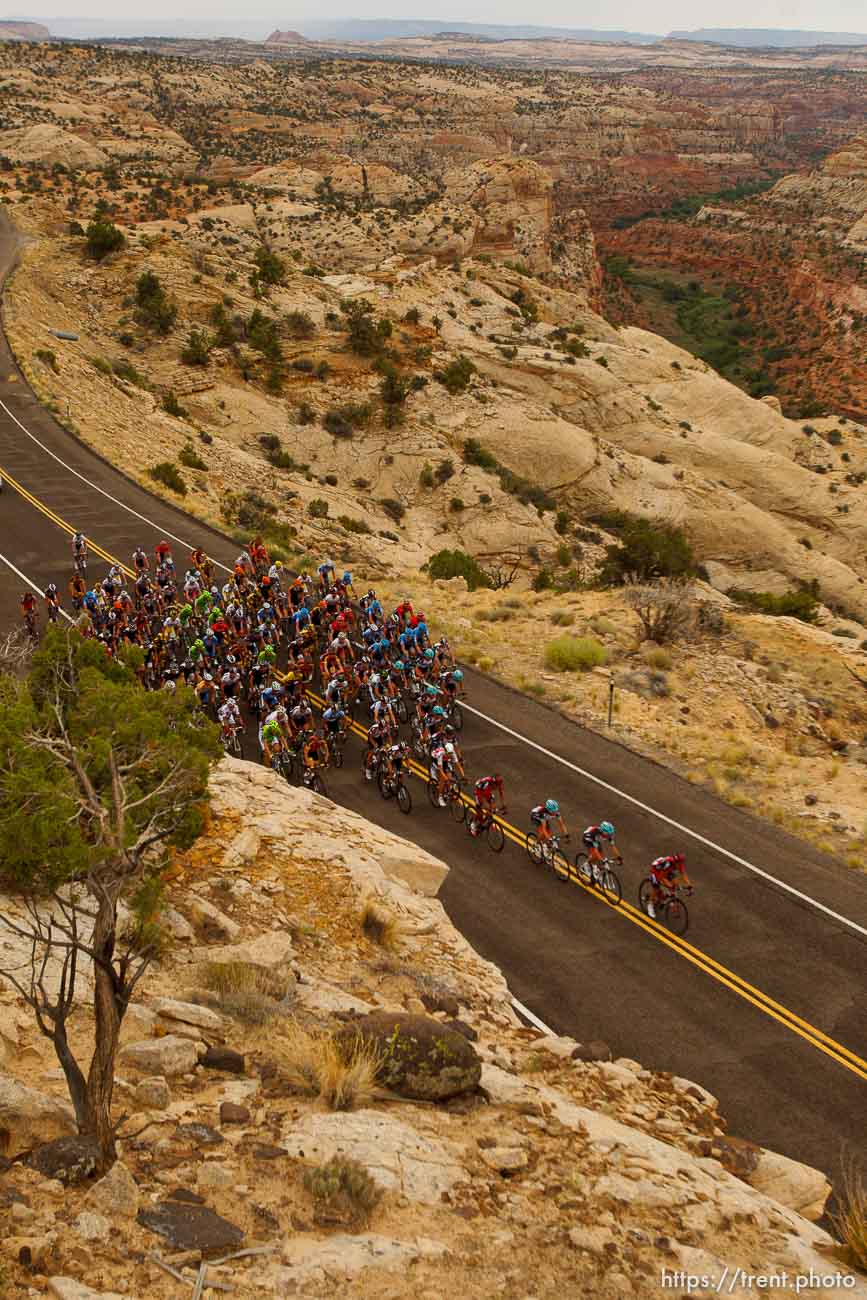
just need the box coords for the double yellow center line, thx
[3,459,866,1084]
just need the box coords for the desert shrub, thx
[545,636,607,672]
[179,443,207,471]
[259,433,281,452]
[403,307,421,324]
[149,462,186,495]
[419,462,435,488]
[642,645,673,670]
[379,363,409,409]
[435,458,455,483]
[322,409,352,438]
[343,301,391,357]
[285,309,316,338]
[831,1158,867,1271]
[293,357,315,373]
[308,498,329,518]
[338,515,372,535]
[201,960,293,1024]
[360,899,399,950]
[90,356,113,376]
[597,513,697,584]
[304,1155,383,1225]
[624,578,696,644]
[84,219,124,260]
[435,355,476,394]
[463,437,498,470]
[380,498,405,524]
[35,348,58,372]
[163,391,187,418]
[135,270,177,335]
[267,1022,380,1113]
[426,548,492,591]
[729,585,819,624]
[297,402,316,425]
[181,329,213,366]
[554,509,570,535]
[550,609,574,626]
[450,497,465,512]
[253,244,285,286]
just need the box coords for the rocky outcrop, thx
[0,124,107,170]
[337,1011,482,1100]
[444,158,554,272]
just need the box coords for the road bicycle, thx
[269,746,292,783]
[526,830,571,879]
[638,878,692,935]
[327,727,349,769]
[427,773,467,822]
[378,764,412,814]
[466,805,505,853]
[574,853,623,905]
[300,763,327,797]
[221,725,242,758]
[23,610,38,643]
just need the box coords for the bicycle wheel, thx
[396,782,412,814]
[332,741,344,769]
[449,702,464,732]
[378,768,395,799]
[600,868,622,906]
[428,780,442,808]
[526,833,543,865]
[638,878,655,915]
[486,820,505,853]
[309,772,326,797]
[551,851,570,882]
[448,791,466,824]
[662,898,688,936]
[575,853,594,885]
[232,732,242,757]
[395,697,408,725]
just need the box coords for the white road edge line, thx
[0,547,74,623]
[3,395,865,941]
[511,997,554,1036]
[464,700,867,940]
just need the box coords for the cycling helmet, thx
[600,821,615,837]
[444,742,455,756]
[424,648,435,660]
[431,705,446,718]
[444,725,455,737]
[452,669,464,682]
[425,683,439,696]
[545,799,560,815]
[203,672,213,682]
[46,583,58,594]
[225,654,237,665]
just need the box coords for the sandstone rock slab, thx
[337,1012,480,1101]
[120,1036,199,1077]
[137,1201,244,1255]
[0,1074,76,1153]
[83,1160,139,1219]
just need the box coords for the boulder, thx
[337,1012,480,1101]
[120,1035,199,1077]
[281,1109,463,1204]
[479,1145,528,1174]
[74,1210,110,1241]
[134,1076,171,1110]
[186,896,240,941]
[137,1200,244,1255]
[373,841,449,897]
[152,998,225,1035]
[201,1045,245,1074]
[747,1148,831,1221]
[219,1102,250,1125]
[222,827,261,867]
[186,930,294,970]
[276,1234,448,1285]
[83,1160,139,1219]
[49,1280,126,1300]
[0,1075,76,1153]
[27,1135,100,1185]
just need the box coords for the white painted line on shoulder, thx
[0,547,74,622]
[511,997,554,1035]
[463,700,867,941]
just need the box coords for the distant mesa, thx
[265,29,308,44]
[667,27,867,47]
[0,20,50,39]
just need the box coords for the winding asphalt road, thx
[0,216,864,1189]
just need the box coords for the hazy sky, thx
[11,0,867,33]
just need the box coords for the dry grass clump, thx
[303,1155,383,1227]
[641,645,673,671]
[545,635,607,673]
[200,960,293,1024]
[832,1159,867,1271]
[264,1020,381,1111]
[550,609,575,627]
[360,898,400,950]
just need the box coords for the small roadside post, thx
[607,677,615,727]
